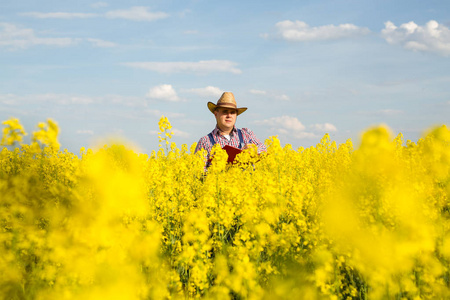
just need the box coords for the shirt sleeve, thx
[241,128,267,153]
[195,135,215,171]
[195,136,208,153]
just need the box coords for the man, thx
[195,92,267,168]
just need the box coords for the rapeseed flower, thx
[1,117,450,299]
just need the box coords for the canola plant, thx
[1,116,450,299]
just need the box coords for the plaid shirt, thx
[195,126,267,169]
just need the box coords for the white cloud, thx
[103,95,147,106]
[87,38,117,47]
[381,20,450,56]
[276,94,290,101]
[292,131,317,139]
[311,123,337,132]
[121,60,242,74]
[255,116,322,139]
[149,127,189,138]
[266,20,370,42]
[112,129,125,135]
[0,93,19,105]
[249,89,289,101]
[378,109,403,115]
[185,86,223,98]
[32,94,95,104]
[356,109,405,117]
[249,89,267,95]
[0,23,117,50]
[179,9,192,18]
[172,128,190,138]
[0,23,80,49]
[259,116,306,131]
[0,93,153,107]
[144,109,185,119]
[105,6,168,21]
[0,93,96,105]
[20,6,168,22]
[91,2,109,8]
[146,84,181,102]
[76,129,94,135]
[20,12,98,19]
[66,96,96,104]
[183,30,198,35]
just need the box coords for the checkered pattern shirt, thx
[195,126,267,169]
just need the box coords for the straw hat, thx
[207,92,247,116]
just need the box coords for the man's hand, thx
[242,143,257,151]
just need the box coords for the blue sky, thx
[1,0,449,153]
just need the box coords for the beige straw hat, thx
[207,92,247,116]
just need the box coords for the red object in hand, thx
[223,145,242,163]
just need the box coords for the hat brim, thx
[207,102,247,116]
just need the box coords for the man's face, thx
[214,107,237,131]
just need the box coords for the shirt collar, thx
[213,125,237,136]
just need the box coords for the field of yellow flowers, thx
[1,116,450,299]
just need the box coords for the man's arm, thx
[195,136,210,153]
[241,128,267,153]
[195,136,213,171]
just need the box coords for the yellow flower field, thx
[1,116,450,299]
